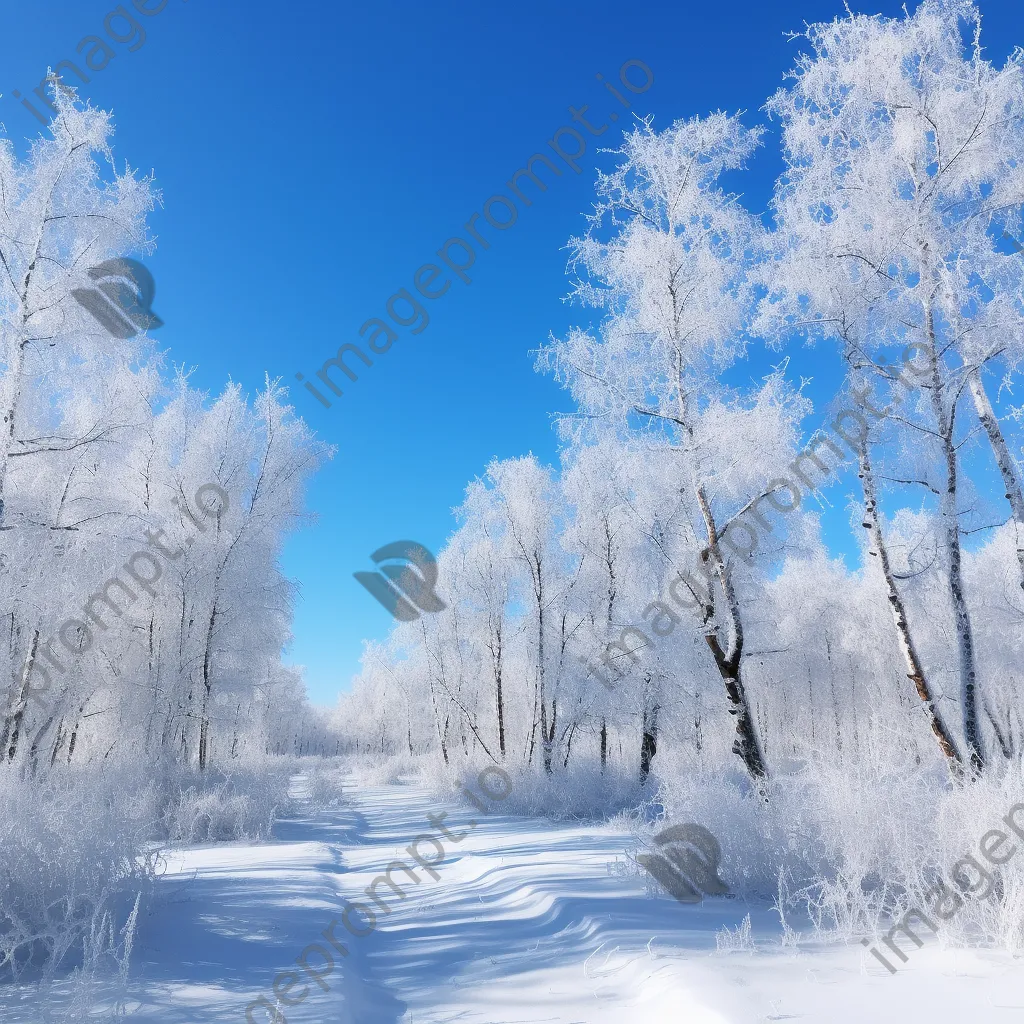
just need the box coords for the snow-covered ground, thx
[6,777,1022,1023]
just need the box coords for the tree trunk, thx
[968,370,1024,590]
[50,718,67,767]
[923,307,983,773]
[858,448,964,772]
[807,671,816,745]
[829,672,843,755]
[231,713,241,760]
[28,710,57,775]
[983,694,1013,760]
[639,695,659,785]
[198,604,218,772]
[67,719,80,764]
[536,565,552,776]
[493,622,506,758]
[563,721,577,769]
[6,629,40,763]
[695,485,770,782]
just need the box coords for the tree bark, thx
[923,305,983,773]
[695,486,770,782]
[490,619,506,758]
[535,557,553,775]
[915,254,984,773]
[197,604,218,772]
[6,629,40,763]
[858,448,963,772]
[640,694,659,785]
[968,370,1024,590]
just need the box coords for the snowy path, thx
[24,779,1024,1022]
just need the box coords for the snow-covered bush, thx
[438,756,650,822]
[302,758,350,810]
[0,83,332,1013]
[716,914,754,953]
[0,767,154,984]
[156,762,293,843]
[653,747,1024,954]
[346,750,431,788]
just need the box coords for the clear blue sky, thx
[2,0,1021,705]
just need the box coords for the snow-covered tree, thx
[763,0,1024,771]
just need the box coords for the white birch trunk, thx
[923,297,984,772]
[968,370,1024,591]
[858,448,963,771]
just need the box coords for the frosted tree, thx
[0,86,329,991]
[764,0,1024,771]
[0,83,158,529]
[450,484,516,759]
[481,456,573,775]
[539,114,811,784]
[561,441,635,769]
[0,86,161,764]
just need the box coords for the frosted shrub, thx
[349,751,428,788]
[654,745,1024,953]
[716,913,754,953]
[0,768,154,984]
[302,758,350,810]
[438,756,646,821]
[0,752,301,1018]
[157,762,292,843]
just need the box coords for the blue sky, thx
[2,0,1021,705]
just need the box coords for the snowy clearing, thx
[3,1,1024,1020]
[8,778,1017,1023]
